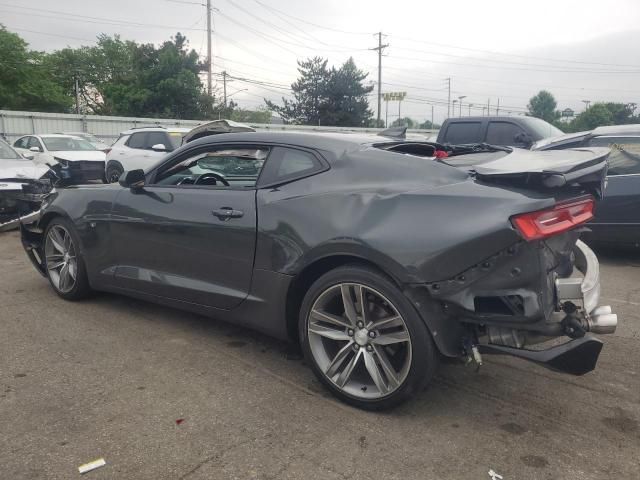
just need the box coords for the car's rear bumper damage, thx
[411,237,617,375]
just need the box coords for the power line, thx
[390,35,640,69]
[0,4,207,32]
[246,0,371,36]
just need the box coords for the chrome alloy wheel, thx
[44,225,78,293]
[307,283,412,399]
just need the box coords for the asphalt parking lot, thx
[1,230,639,480]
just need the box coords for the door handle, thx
[212,207,244,220]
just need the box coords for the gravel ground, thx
[1,230,638,480]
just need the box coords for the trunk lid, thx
[447,147,609,199]
[182,119,255,144]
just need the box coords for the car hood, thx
[182,119,255,144]
[50,150,106,161]
[0,159,49,184]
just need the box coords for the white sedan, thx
[13,134,106,183]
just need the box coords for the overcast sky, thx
[2,0,640,124]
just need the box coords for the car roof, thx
[38,134,84,139]
[120,127,192,135]
[185,130,407,152]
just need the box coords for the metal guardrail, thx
[0,110,438,144]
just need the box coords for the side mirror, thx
[29,146,42,153]
[23,153,35,160]
[118,169,146,189]
[514,132,533,148]
[151,143,167,152]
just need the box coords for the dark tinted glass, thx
[589,136,640,175]
[14,137,29,149]
[259,147,323,185]
[486,122,525,146]
[127,132,147,149]
[146,132,169,150]
[444,122,483,144]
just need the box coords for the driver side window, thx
[154,147,269,188]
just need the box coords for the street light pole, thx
[468,103,473,116]
[452,99,458,116]
[458,95,466,117]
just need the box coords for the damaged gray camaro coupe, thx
[21,131,618,409]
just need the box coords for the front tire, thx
[43,218,92,300]
[299,265,439,410]
[106,164,123,183]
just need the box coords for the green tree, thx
[266,56,372,127]
[46,32,218,118]
[391,117,417,128]
[230,107,272,123]
[0,26,72,112]
[266,57,329,125]
[323,58,373,127]
[527,90,560,123]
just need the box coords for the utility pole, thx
[446,77,451,118]
[496,98,500,115]
[385,98,389,127]
[206,0,213,96]
[398,97,402,120]
[582,100,591,110]
[487,98,490,117]
[431,105,434,128]
[468,103,473,116]
[370,32,388,126]
[452,99,458,116]
[223,71,227,107]
[74,76,80,114]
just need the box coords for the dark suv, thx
[436,116,563,148]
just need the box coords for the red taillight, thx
[434,150,449,158]
[511,197,594,241]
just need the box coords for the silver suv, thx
[105,127,191,183]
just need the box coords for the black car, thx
[437,116,563,148]
[533,124,640,247]
[20,132,618,409]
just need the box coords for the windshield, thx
[0,139,22,160]
[521,117,564,140]
[74,133,101,144]
[167,131,185,149]
[42,137,97,152]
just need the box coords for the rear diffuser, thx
[478,336,603,375]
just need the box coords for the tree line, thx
[527,90,638,132]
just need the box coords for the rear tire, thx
[299,264,439,410]
[43,217,92,300]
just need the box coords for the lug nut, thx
[347,329,355,336]
[354,344,360,350]
[356,321,364,329]
[368,331,376,338]
[366,345,373,352]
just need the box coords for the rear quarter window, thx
[443,122,483,144]
[258,147,325,186]
[126,132,147,149]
